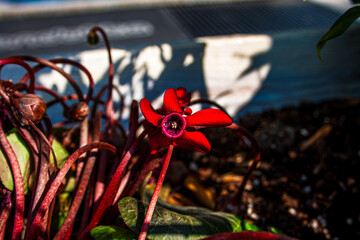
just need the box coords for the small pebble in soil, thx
[250,212,259,220]
[300,128,309,136]
[317,215,327,227]
[323,228,331,240]
[310,219,319,232]
[303,185,311,193]
[189,162,198,171]
[301,174,308,182]
[323,117,330,124]
[253,179,260,187]
[346,217,353,225]
[288,207,296,216]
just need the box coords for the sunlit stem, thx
[138,144,175,240]
[0,58,35,94]
[75,117,89,183]
[80,130,148,240]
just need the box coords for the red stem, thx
[25,142,117,239]
[0,201,12,236]
[88,27,116,209]
[0,58,35,94]
[80,130,148,240]
[75,117,89,183]
[20,58,94,104]
[53,112,101,240]
[34,85,69,110]
[79,165,96,233]
[93,150,108,209]
[0,120,24,240]
[122,154,158,198]
[89,26,114,129]
[138,144,175,240]
[13,55,84,101]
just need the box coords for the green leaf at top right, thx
[317,6,360,60]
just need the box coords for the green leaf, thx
[118,197,260,240]
[90,226,137,240]
[0,131,69,193]
[0,131,31,194]
[317,6,360,60]
[50,137,69,168]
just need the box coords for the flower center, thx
[161,112,186,138]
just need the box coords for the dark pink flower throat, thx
[161,112,186,138]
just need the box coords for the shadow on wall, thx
[61,35,272,124]
[41,41,209,124]
[34,35,272,124]
[2,28,360,125]
[239,27,360,116]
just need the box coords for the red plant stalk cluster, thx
[0,26,264,240]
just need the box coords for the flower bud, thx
[87,31,99,45]
[15,94,47,125]
[68,101,90,121]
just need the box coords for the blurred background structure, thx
[1,0,360,123]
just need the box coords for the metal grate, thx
[167,0,342,37]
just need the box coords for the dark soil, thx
[167,98,360,240]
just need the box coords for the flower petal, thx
[164,88,182,114]
[140,98,162,127]
[176,87,191,107]
[173,131,211,153]
[186,109,232,127]
[148,133,171,152]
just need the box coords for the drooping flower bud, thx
[68,101,90,121]
[87,31,99,45]
[15,94,47,125]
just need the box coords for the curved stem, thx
[50,58,94,103]
[21,58,94,103]
[89,26,114,129]
[188,99,230,117]
[25,142,117,239]
[138,144,175,240]
[89,83,124,128]
[13,55,84,101]
[0,58,35,94]
[34,85,69,110]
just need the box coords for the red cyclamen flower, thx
[140,88,232,153]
